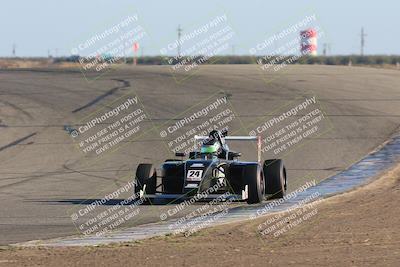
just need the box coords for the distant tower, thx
[323,43,327,56]
[360,27,367,56]
[12,43,16,57]
[300,29,317,56]
[323,43,332,56]
[177,25,183,57]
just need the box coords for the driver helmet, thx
[200,139,221,154]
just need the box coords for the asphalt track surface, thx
[0,65,400,245]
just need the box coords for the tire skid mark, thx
[0,132,37,152]
[62,164,124,186]
[0,164,125,191]
[0,99,33,119]
[72,79,130,113]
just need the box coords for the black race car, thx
[134,130,287,204]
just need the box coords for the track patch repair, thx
[14,132,400,247]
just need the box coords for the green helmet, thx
[201,142,220,154]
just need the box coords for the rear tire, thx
[134,163,156,198]
[244,164,264,204]
[263,159,286,199]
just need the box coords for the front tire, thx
[134,163,156,198]
[263,159,286,199]
[244,164,264,204]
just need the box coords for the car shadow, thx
[29,198,188,206]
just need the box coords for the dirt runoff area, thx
[1,166,400,267]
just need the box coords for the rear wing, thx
[194,135,257,141]
[194,135,262,163]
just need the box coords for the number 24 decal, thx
[187,170,203,180]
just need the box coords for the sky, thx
[1,0,399,57]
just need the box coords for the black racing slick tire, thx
[134,163,156,198]
[263,159,286,199]
[244,164,264,204]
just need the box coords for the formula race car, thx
[133,129,287,204]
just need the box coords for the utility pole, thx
[273,32,278,54]
[177,25,183,58]
[323,43,332,56]
[360,27,367,56]
[231,44,235,55]
[123,47,126,64]
[12,43,16,57]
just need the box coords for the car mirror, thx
[175,152,186,157]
